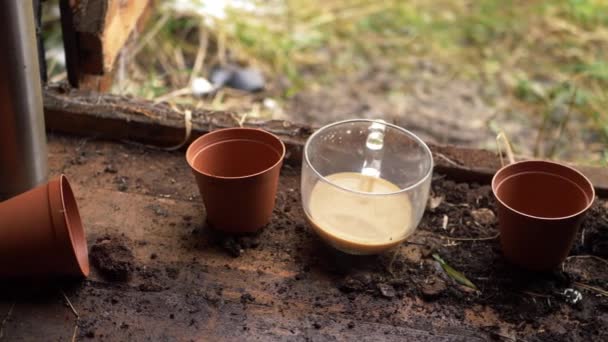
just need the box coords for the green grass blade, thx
[432,253,478,291]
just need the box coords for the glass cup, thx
[301,119,433,255]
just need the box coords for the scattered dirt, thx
[113,176,129,192]
[88,146,608,340]
[90,236,136,281]
[470,208,496,225]
[8,136,604,341]
[240,293,256,304]
[226,168,606,340]
[204,229,262,258]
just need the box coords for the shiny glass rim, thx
[304,119,434,196]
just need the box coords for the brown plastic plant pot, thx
[0,175,90,278]
[186,128,286,233]
[492,160,595,271]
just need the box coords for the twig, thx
[387,248,400,276]
[573,282,608,296]
[71,324,78,342]
[565,255,608,267]
[533,109,550,158]
[61,291,79,318]
[129,13,170,59]
[403,241,429,247]
[488,331,517,341]
[154,87,191,103]
[238,113,249,127]
[522,290,551,298]
[496,132,515,166]
[189,25,209,85]
[548,87,577,158]
[434,152,462,167]
[0,302,15,340]
[438,232,500,241]
[61,291,79,342]
[229,113,247,128]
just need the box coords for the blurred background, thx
[42,0,608,165]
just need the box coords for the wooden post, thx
[59,0,151,92]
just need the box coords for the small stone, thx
[428,195,444,210]
[191,77,214,96]
[377,283,396,298]
[138,282,165,292]
[147,204,169,217]
[420,275,447,300]
[402,245,422,263]
[471,208,496,225]
[562,288,583,305]
[103,164,118,173]
[222,238,242,258]
[71,153,87,165]
[114,176,129,192]
[240,236,260,249]
[240,293,255,304]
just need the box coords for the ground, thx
[42,0,608,164]
[1,134,605,341]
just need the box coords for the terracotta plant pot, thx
[186,128,286,233]
[0,175,89,278]
[492,160,594,271]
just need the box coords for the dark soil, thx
[189,166,607,340]
[317,175,605,335]
[202,228,262,258]
[90,236,136,281]
[8,135,604,341]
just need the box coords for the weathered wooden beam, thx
[72,0,151,74]
[42,85,608,197]
[59,0,151,91]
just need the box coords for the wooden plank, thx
[72,0,151,75]
[43,84,311,166]
[59,0,151,90]
[43,85,608,197]
[59,0,81,87]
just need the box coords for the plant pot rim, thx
[52,174,90,277]
[492,159,595,221]
[186,127,286,180]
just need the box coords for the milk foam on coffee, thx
[307,172,413,254]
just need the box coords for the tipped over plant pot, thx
[0,175,90,278]
[186,128,286,233]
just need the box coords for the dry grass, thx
[42,0,608,164]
